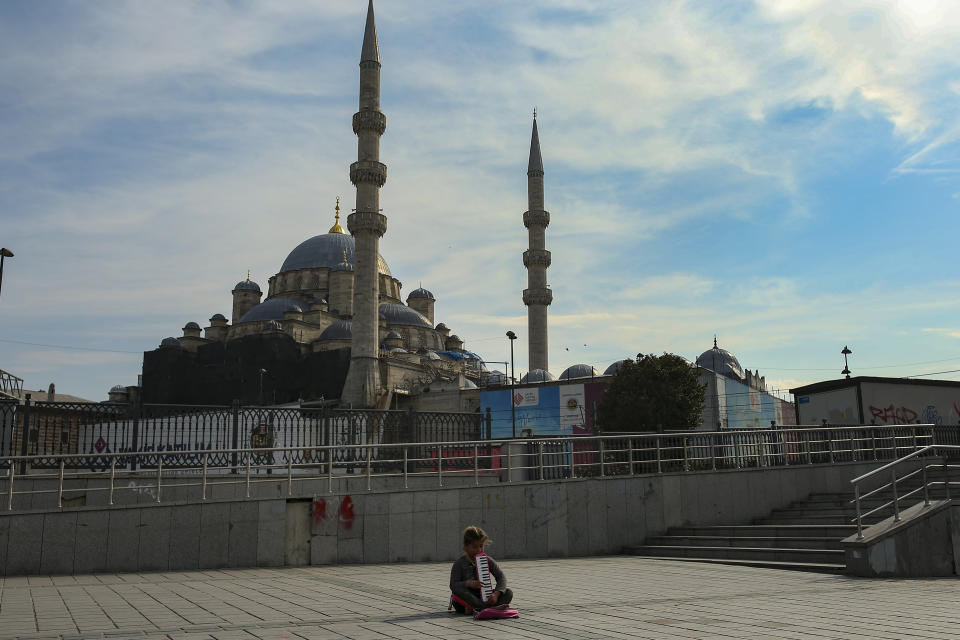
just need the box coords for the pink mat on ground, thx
[474,607,519,620]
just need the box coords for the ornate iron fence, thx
[5,396,485,472]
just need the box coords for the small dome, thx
[407,287,435,300]
[264,320,283,331]
[435,322,449,330]
[461,378,478,389]
[110,384,128,393]
[559,364,600,380]
[386,331,402,340]
[285,302,303,313]
[695,342,744,381]
[319,320,352,341]
[234,279,261,292]
[379,303,431,328]
[389,347,408,354]
[183,321,200,330]
[160,337,180,348]
[331,257,354,272]
[210,313,227,322]
[419,350,441,361]
[521,369,556,383]
[482,370,507,386]
[447,334,463,343]
[239,297,304,323]
[603,359,633,376]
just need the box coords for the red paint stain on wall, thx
[339,495,355,530]
[312,498,326,526]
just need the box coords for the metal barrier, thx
[0,423,942,512]
[849,444,959,539]
[0,397,483,472]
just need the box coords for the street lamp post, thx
[506,331,517,438]
[0,248,13,300]
[841,346,852,379]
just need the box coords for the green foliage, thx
[597,353,706,432]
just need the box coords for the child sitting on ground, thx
[449,525,514,614]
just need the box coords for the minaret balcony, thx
[353,110,387,135]
[522,249,552,268]
[523,287,553,306]
[523,209,550,229]
[350,161,387,187]
[347,211,388,237]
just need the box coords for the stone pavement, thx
[0,556,957,640]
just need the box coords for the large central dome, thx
[279,232,391,276]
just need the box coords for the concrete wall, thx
[843,500,960,577]
[0,461,878,576]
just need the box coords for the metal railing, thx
[850,444,959,539]
[0,398,484,472]
[0,423,944,512]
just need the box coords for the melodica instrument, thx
[475,552,493,602]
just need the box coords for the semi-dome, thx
[407,287,434,300]
[521,369,556,383]
[603,359,633,376]
[234,278,261,292]
[279,232,390,276]
[183,321,200,330]
[239,297,304,323]
[695,341,744,381]
[559,364,600,380]
[160,337,180,348]
[379,303,431,328]
[319,320,352,341]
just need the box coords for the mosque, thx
[142,1,500,407]
[139,1,785,425]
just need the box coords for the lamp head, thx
[0,248,13,258]
[506,331,516,340]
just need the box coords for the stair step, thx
[670,524,857,537]
[646,536,843,550]
[625,555,845,574]
[627,544,843,565]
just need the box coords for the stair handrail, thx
[850,444,959,540]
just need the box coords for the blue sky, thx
[1,0,959,402]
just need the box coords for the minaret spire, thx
[341,0,388,408]
[522,112,552,373]
[360,0,379,64]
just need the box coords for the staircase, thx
[626,464,959,573]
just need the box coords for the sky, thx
[1,0,960,402]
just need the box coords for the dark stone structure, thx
[142,333,350,405]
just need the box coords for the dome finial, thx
[343,249,348,262]
[533,106,537,120]
[329,196,345,233]
[713,334,717,349]
[247,269,251,281]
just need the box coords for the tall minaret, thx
[523,111,552,372]
[341,0,388,408]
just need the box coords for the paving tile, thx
[1,558,960,639]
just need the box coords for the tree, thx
[597,353,705,432]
